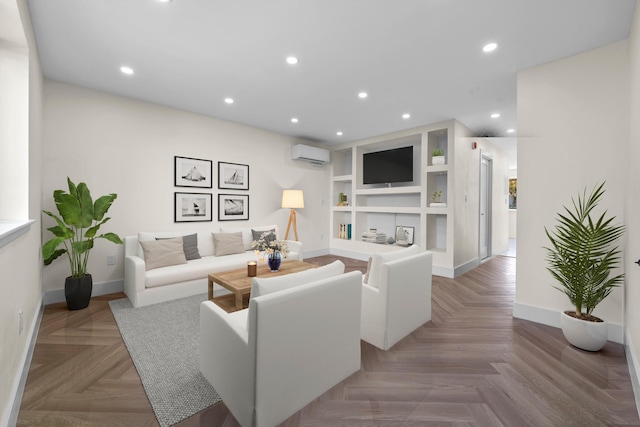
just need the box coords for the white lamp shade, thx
[282,190,304,209]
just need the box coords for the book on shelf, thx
[338,223,352,239]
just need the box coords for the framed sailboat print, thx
[218,194,249,221]
[175,156,213,188]
[218,161,249,190]
[175,192,212,222]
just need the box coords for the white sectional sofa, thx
[124,225,302,307]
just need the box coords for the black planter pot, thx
[65,274,92,310]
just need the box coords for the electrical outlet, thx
[107,254,116,265]
[19,309,23,335]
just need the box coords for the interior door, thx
[480,155,492,260]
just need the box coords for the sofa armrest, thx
[124,255,146,307]
[200,301,254,427]
[284,240,303,261]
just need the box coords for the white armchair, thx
[361,246,432,350]
[200,265,363,427]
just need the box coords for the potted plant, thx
[432,148,445,165]
[42,178,123,310]
[544,182,624,351]
[430,190,446,208]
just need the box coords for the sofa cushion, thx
[140,237,188,271]
[220,224,280,251]
[145,251,257,288]
[212,232,245,256]
[367,245,421,289]
[156,233,201,260]
[250,260,344,300]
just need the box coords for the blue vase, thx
[267,252,282,272]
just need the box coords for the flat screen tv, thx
[363,146,413,185]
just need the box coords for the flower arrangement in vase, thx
[252,230,289,272]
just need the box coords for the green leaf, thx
[42,237,66,261]
[75,182,94,228]
[67,177,78,198]
[43,248,67,266]
[99,232,123,245]
[54,192,82,226]
[94,194,117,221]
[71,239,94,254]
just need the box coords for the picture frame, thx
[218,161,249,190]
[174,192,212,222]
[218,194,249,221]
[395,225,415,245]
[175,156,213,188]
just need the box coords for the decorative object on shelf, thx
[218,161,249,190]
[252,230,289,272]
[42,177,123,310]
[509,178,517,209]
[387,236,396,244]
[430,190,447,208]
[218,194,249,221]
[432,148,446,165]
[362,230,386,243]
[395,225,415,246]
[247,261,257,277]
[174,156,213,188]
[544,182,624,351]
[175,192,213,222]
[282,189,304,240]
[338,192,349,206]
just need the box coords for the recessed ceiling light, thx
[483,42,498,53]
[157,0,172,2]
[286,56,298,65]
[291,117,299,123]
[402,113,411,119]
[336,131,343,136]
[491,113,500,118]
[506,129,515,133]
[224,98,234,104]
[120,66,134,75]
[358,92,368,99]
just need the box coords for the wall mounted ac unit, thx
[291,144,330,165]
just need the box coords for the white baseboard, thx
[329,247,369,261]
[513,302,624,344]
[625,330,640,420]
[5,296,43,427]
[43,279,124,305]
[454,258,480,277]
[303,248,331,259]
[432,265,454,278]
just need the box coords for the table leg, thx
[235,293,243,310]
[208,277,213,300]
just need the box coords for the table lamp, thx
[282,189,304,241]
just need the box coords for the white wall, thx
[515,40,629,338]
[454,137,510,268]
[41,80,330,293]
[0,0,43,424]
[625,0,640,411]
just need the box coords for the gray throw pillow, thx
[156,233,201,260]
[252,228,276,250]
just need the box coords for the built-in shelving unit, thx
[328,122,463,274]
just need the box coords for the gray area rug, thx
[109,294,220,427]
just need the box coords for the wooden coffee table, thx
[208,260,318,313]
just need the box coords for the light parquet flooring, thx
[17,256,640,426]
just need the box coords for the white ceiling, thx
[27,0,636,145]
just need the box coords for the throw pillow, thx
[155,233,201,260]
[212,232,245,256]
[251,228,276,250]
[250,260,345,299]
[367,245,421,289]
[140,237,187,271]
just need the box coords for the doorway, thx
[480,154,493,260]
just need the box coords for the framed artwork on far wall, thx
[174,192,212,222]
[218,194,249,221]
[218,161,249,190]
[175,156,213,188]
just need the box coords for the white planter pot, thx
[432,156,445,166]
[560,311,607,351]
